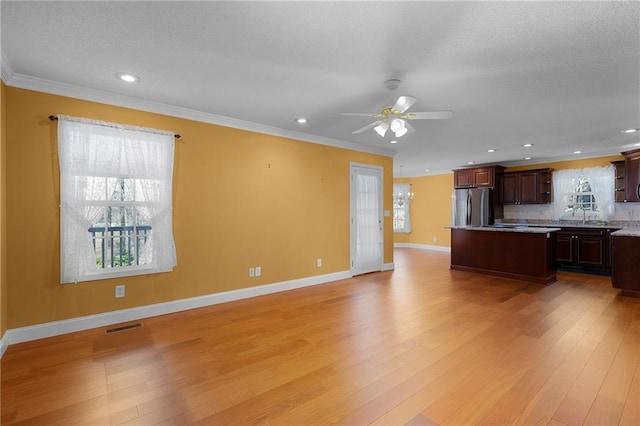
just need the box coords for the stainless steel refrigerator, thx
[452,187,493,227]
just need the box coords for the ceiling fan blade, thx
[403,121,415,135]
[352,121,382,134]
[340,112,377,117]
[405,111,454,120]
[392,96,417,113]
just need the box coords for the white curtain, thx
[393,183,412,233]
[354,171,382,271]
[553,169,582,220]
[58,115,176,283]
[552,166,615,222]
[588,166,615,222]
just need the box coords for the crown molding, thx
[0,49,15,83]
[3,72,395,158]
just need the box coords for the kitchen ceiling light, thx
[390,140,398,144]
[622,128,639,133]
[295,117,308,124]
[524,157,532,160]
[467,161,474,165]
[523,143,533,148]
[115,72,140,83]
[574,150,582,154]
[488,149,496,153]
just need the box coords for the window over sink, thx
[553,166,615,222]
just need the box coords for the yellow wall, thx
[395,155,628,248]
[5,87,393,329]
[1,81,6,338]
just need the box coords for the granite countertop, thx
[611,229,640,237]
[448,225,560,234]
[500,219,640,230]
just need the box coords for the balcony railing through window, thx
[88,225,152,268]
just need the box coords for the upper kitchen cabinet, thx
[501,169,553,205]
[612,160,627,202]
[623,148,640,202]
[453,165,505,189]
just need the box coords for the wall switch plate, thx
[115,285,125,298]
[255,266,262,277]
[249,267,255,277]
[317,258,322,267]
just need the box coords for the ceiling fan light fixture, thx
[391,119,408,137]
[374,122,389,137]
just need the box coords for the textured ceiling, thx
[2,1,639,176]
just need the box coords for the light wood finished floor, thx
[2,248,639,425]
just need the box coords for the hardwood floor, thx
[2,248,639,425]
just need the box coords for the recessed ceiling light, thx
[622,128,639,133]
[424,169,430,172]
[488,149,496,153]
[574,150,582,154]
[524,157,532,160]
[634,142,640,147]
[523,143,533,148]
[390,140,398,144]
[467,161,474,165]
[294,117,308,124]
[115,72,140,83]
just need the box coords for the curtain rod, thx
[48,115,181,139]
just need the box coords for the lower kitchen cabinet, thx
[556,227,618,273]
[612,235,640,296]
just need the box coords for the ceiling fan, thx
[340,79,453,138]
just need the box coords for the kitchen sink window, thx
[393,183,412,233]
[553,166,615,222]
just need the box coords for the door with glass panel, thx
[350,163,384,276]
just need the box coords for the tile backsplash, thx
[503,202,640,227]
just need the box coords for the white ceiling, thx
[2,1,639,176]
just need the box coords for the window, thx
[553,166,615,222]
[393,183,412,233]
[58,115,176,283]
[564,177,599,218]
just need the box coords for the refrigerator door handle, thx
[480,189,486,226]
[466,190,472,225]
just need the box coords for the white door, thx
[350,163,384,276]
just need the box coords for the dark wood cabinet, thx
[451,228,557,285]
[453,165,505,220]
[624,148,640,202]
[612,160,627,202]
[612,235,640,296]
[501,169,552,205]
[556,227,618,273]
[453,166,504,189]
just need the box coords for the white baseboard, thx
[1,270,352,354]
[382,262,395,271]
[394,243,451,252]
[0,333,7,358]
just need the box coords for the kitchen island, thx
[450,226,561,284]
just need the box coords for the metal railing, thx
[88,225,152,268]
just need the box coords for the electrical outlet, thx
[433,236,437,242]
[317,258,322,267]
[115,285,125,298]
[255,266,262,277]
[249,267,255,277]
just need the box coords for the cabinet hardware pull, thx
[637,183,640,199]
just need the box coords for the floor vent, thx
[105,323,143,334]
